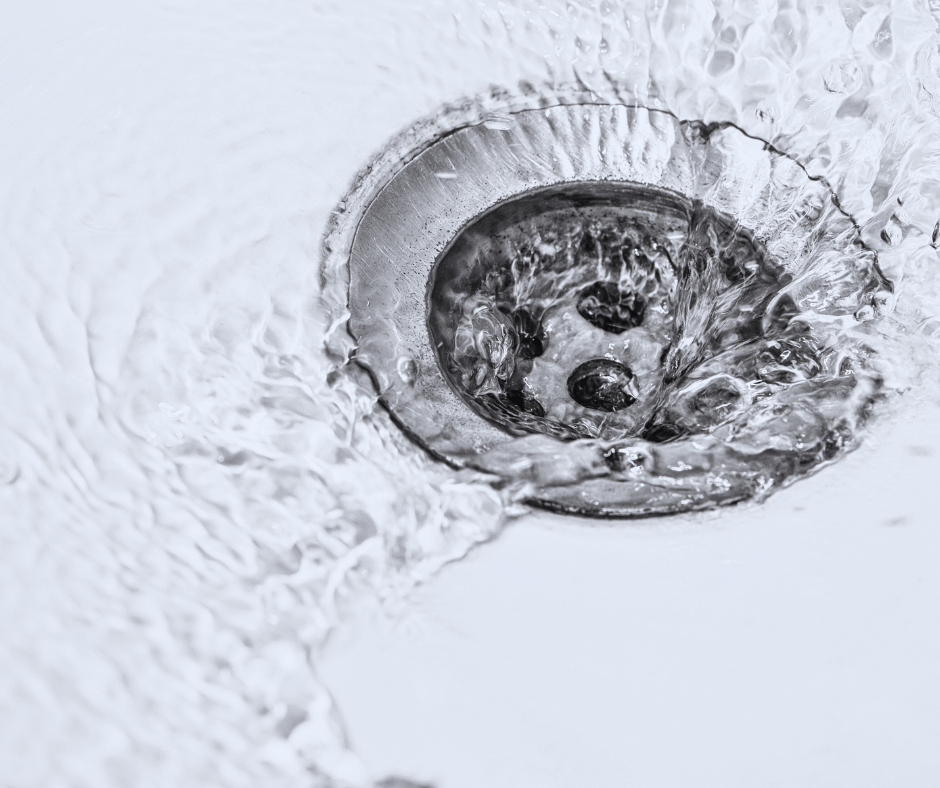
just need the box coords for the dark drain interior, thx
[428,182,800,446]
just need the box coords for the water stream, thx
[3,0,940,786]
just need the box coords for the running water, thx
[427,172,886,512]
[3,0,940,786]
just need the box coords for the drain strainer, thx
[341,103,890,516]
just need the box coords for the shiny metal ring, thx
[345,103,887,516]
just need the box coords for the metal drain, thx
[428,182,779,443]
[343,103,890,517]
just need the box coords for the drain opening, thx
[576,281,647,334]
[567,359,638,413]
[339,102,889,517]
[428,182,789,445]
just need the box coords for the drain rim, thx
[342,102,889,517]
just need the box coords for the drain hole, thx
[512,308,546,359]
[576,281,646,333]
[641,421,686,443]
[506,387,546,417]
[428,181,783,442]
[567,359,638,412]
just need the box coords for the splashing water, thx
[4,0,940,786]
[430,177,883,437]
[423,160,888,513]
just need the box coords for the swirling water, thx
[3,0,940,786]
[428,173,885,513]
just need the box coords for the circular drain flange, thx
[344,103,890,517]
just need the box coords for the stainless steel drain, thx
[339,102,890,517]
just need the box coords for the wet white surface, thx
[322,399,940,787]
[2,0,940,786]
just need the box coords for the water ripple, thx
[3,0,940,786]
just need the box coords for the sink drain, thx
[339,102,890,517]
[429,181,782,443]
